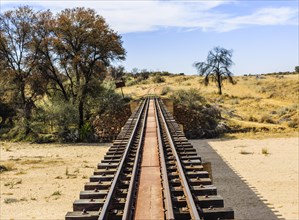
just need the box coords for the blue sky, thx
[1,0,298,75]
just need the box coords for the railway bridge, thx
[65,97,234,220]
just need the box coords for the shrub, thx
[287,119,298,128]
[262,148,269,155]
[161,86,171,96]
[152,75,165,83]
[79,122,94,142]
[248,115,258,122]
[260,115,275,124]
[171,89,223,138]
[170,89,206,109]
[4,198,19,204]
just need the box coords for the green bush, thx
[170,89,206,109]
[79,122,94,142]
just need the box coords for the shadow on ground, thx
[190,139,282,220]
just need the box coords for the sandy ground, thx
[0,142,109,220]
[0,137,298,220]
[192,137,298,220]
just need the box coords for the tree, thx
[0,6,48,134]
[34,7,126,130]
[194,46,235,95]
[295,66,299,73]
[108,66,125,80]
[53,8,126,129]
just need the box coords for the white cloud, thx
[214,7,299,32]
[1,1,298,33]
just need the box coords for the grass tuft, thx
[262,147,269,155]
[51,191,62,196]
[4,198,19,204]
[240,150,253,155]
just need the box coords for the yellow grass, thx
[122,74,299,137]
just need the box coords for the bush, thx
[171,89,224,138]
[170,89,206,109]
[79,122,95,142]
[260,115,275,124]
[248,115,258,122]
[152,75,165,83]
[161,86,171,96]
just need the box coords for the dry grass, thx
[0,161,16,172]
[122,74,298,137]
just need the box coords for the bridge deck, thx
[134,100,164,220]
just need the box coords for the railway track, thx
[65,97,234,220]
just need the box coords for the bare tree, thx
[194,46,235,95]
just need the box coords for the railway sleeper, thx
[185,164,204,170]
[97,163,119,169]
[182,159,202,166]
[79,190,108,199]
[73,198,126,211]
[195,195,224,208]
[94,167,133,175]
[180,155,202,161]
[178,151,198,156]
[201,207,234,220]
[84,182,113,190]
[90,174,131,182]
[176,148,196,152]
[65,211,100,220]
[101,159,122,163]
[189,177,212,185]
[106,150,124,155]
[168,171,209,179]
[166,165,203,172]
[173,207,192,219]
[79,189,128,200]
[171,185,217,196]
[104,155,122,160]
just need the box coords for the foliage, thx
[295,66,299,73]
[170,89,207,109]
[92,82,130,115]
[170,89,224,138]
[79,122,94,142]
[0,6,126,141]
[161,86,171,96]
[0,6,49,134]
[107,66,125,80]
[194,46,235,95]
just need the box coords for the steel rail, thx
[156,99,201,220]
[154,98,175,220]
[122,98,149,220]
[98,98,148,220]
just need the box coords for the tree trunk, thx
[217,73,222,95]
[78,98,84,130]
[24,100,35,135]
[20,82,32,135]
